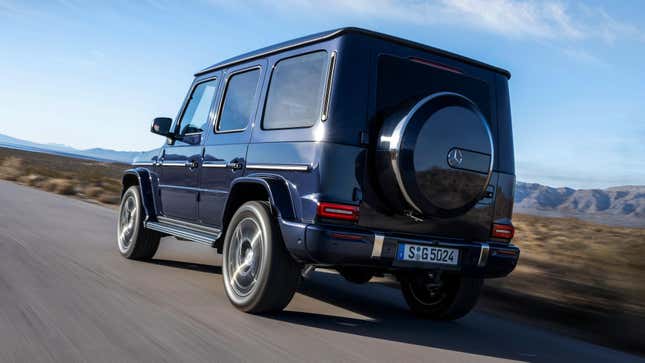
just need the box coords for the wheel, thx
[222,201,300,313]
[339,267,374,284]
[117,185,160,260]
[398,272,483,320]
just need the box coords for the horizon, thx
[3,133,644,191]
[1,1,644,189]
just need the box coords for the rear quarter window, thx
[217,68,261,132]
[263,51,328,130]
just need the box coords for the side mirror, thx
[150,117,173,138]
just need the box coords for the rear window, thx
[376,55,491,122]
[263,51,328,129]
[375,54,513,173]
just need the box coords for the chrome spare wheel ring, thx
[227,217,264,298]
[117,194,137,253]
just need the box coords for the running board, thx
[145,221,221,246]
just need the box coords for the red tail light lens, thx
[491,223,515,239]
[493,249,519,257]
[329,232,366,241]
[317,202,360,222]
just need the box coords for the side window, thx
[217,68,261,132]
[263,51,328,130]
[178,79,218,136]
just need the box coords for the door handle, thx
[227,161,244,170]
[185,160,199,169]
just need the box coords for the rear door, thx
[199,61,266,227]
[158,77,219,221]
[361,52,498,240]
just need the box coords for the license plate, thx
[397,244,459,265]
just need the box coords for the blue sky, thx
[1,0,644,189]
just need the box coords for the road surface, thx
[0,180,641,363]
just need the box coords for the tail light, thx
[409,57,463,74]
[493,249,519,257]
[317,202,359,222]
[491,223,515,239]
[329,232,366,241]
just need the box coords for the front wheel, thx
[117,185,160,260]
[222,201,300,313]
[398,272,483,320]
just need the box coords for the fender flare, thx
[121,168,158,222]
[225,175,299,222]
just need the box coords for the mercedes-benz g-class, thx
[118,28,519,320]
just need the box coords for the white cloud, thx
[434,0,583,40]
[213,0,644,44]
[0,0,36,17]
[561,48,606,66]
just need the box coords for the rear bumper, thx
[280,220,519,278]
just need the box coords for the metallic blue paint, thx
[158,145,202,220]
[122,28,518,278]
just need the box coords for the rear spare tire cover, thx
[376,92,494,217]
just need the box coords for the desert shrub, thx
[44,178,76,195]
[0,157,24,181]
[98,194,120,204]
[84,186,104,198]
[0,147,127,202]
[17,174,44,186]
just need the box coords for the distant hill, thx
[515,182,645,227]
[0,133,643,226]
[0,133,151,163]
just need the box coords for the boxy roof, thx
[195,27,511,79]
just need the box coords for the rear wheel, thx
[398,272,482,320]
[117,185,160,260]
[222,201,300,313]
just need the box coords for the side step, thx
[145,220,221,246]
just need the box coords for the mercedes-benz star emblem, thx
[447,148,464,168]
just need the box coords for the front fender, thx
[122,168,158,223]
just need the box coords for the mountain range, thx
[515,182,644,227]
[0,133,643,227]
[0,133,149,163]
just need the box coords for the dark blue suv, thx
[118,28,519,320]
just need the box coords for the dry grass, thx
[0,147,125,204]
[0,156,24,180]
[487,214,645,317]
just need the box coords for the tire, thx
[339,267,374,284]
[398,272,483,320]
[117,185,161,260]
[222,201,300,313]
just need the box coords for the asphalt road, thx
[0,180,641,363]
